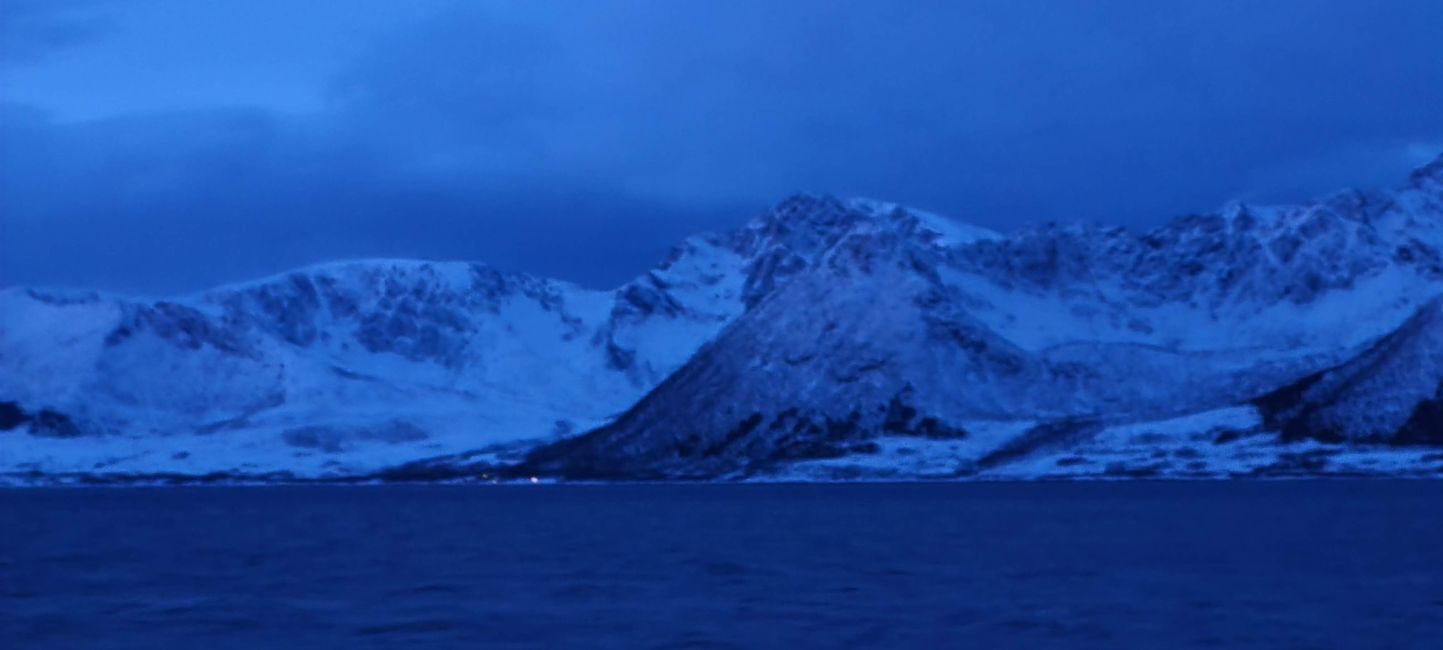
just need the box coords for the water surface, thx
[3,481,1441,648]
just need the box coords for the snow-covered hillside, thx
[0,196,976,481]
[524,153,1443,480]
[1254,296,1443,445]
[1,262,637,479]
[4,154,1443,483]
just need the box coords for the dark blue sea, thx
[3,481,1442,649]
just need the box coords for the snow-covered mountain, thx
[2,262,638,478]
[4,153,1443,483]
[524,153,1443,480]
[0,195,976,481]
[1254,296,1443,446]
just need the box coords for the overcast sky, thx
[3,0,1441,295]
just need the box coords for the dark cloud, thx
[0,0,115,63]
[0,104,748,293]
[316,1,1443,221]
[2,1,1441,294]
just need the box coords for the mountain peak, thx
[846,197,1002,245]
[727,193,868,258]
[763,193,858,228]
[1410,150,1443,185]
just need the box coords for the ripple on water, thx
[2,482,1442,650]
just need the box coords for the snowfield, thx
[4,155,1443,483]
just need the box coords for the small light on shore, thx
[529,476,539,484]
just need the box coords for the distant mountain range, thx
[4,153,1443,483]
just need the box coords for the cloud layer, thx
[3,1,1441,294]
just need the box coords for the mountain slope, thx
[526,229,1037,479]
[0,196,974,480]
[524,153,1443,479]
[0,262,636,478]
[4,152,1443,482]
[1255,297,1443,445]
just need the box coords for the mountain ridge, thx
[4,152,1443,483]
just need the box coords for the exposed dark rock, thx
[1248,449,1336,476]
[1213,429,1245,445]
[282,421,428,453]
[604,340,636,371]
[1392,397,1443,446]
[1249,298,1443,446]
[0,401,29,431]
[29,410,82,438]
[1250,370,1327,433]
[912,416,967,439]
[616,282,684,318]
[978,419,1104,469]
[881,393,918,434]
[1104,462,1164,478]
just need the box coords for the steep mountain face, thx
[0,196,975,480]
[527,230,1040,479]
[597,194,904,385]
[1255,297,1443,445]
[5,153,1443,482]
[525,154,1443,479]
